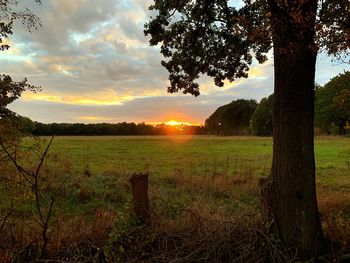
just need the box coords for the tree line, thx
[206,71,350,136]
[8,117,206,136]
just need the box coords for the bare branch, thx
[0,141,34,184]
[35,136,54,177]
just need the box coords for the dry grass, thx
[106,211,295,263]
[0,208,117,262]
[318,191,350,252]
[49,208,117,254]
[2,174,350,262]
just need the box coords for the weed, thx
[83,164,93,177]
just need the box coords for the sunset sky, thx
[2,0,350,125]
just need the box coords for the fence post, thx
[129,173,150,224]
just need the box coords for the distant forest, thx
[13,120,206,136]
[8,71,350,137]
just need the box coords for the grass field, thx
[48,135,350,175]
[1,135,350,261]
[42,135,350,226]
[15,135,349,217]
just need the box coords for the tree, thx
[0,0,41,141]
[251,94,273,136]
[0,74,39,143]
[0,74,39,117]
[205,99,257,135]
[145,0,349,257]
[0,0,42,116]
[315,71,350,134]
[1,0,42,51]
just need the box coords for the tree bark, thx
[266,0,327,257]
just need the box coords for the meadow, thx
[50,135,350,215]
[1,135,350,261]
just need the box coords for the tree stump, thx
[129,173,150,224]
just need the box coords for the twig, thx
[40,196,55,258]
[0,201,15,233]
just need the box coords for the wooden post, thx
[129,173,150,224]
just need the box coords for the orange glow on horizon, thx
[147,120,203,126]
[166,120,192,126]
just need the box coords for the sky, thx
[2,0,350,125]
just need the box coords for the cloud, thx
[21,87,165,106]
[3,1,350,124]
[76,116,112,122]
[9,93,222,124]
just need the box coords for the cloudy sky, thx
[2,0,349,124]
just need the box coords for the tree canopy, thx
[0,0,42,118]
[145,0,349,96]
[0,0,42,143]
[205,99,257,135]
[315,71,350,134]
[0,74,39,117]
[1,0,42,51]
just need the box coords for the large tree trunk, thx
[266,0,327,257]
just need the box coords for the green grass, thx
[44,135,350,179]
[46,136,273,175]
[20,135,345,216]
[44,135,347,164]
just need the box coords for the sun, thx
[146,119,202,127]
[165,120,186,126]
[164,120,196,126]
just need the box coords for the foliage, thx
[0,74,40,118]
[251,94,273,136]
[145,0,349,95]
[315,71,350,134]
[0,76,39,165]
[205,99,257,135]
[0,0,42,51]
[145,0,271,96]
[317,0,350,62]
[0,0,41,145]
[251,74,350,136]
[0,3,52,259]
